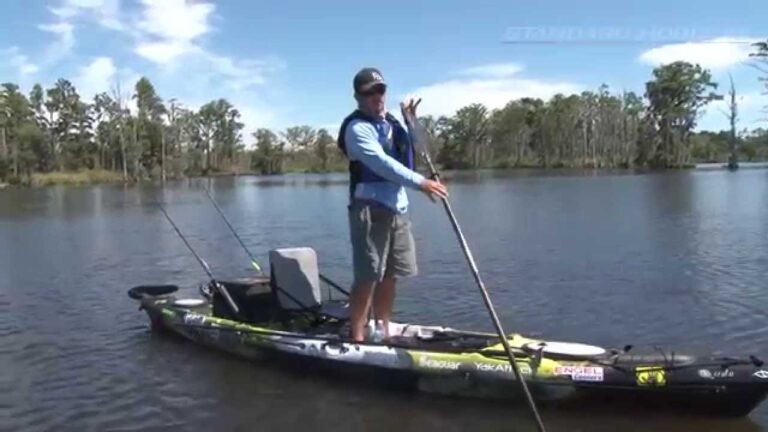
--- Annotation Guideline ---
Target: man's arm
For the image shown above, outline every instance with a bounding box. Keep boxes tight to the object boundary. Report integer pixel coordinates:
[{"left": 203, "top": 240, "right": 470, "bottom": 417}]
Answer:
[{"left": 345, "top": 121, "right": 425, "bottom": 189}]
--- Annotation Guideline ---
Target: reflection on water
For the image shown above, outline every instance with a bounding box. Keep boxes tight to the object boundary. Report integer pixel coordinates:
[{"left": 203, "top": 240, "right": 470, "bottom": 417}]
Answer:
[{"left": 1, "top": 168, "right": 767, "bottom": 431}]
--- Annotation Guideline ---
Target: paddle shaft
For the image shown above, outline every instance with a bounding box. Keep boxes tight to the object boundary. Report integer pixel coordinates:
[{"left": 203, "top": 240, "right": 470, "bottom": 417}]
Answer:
[
  {"left": 157, "top": 204, "right": 241, "bottom": 317},
  {"left": 203, "top": 186, "right": 350, "bottom": 298},
  {"left": 422, "top": 154, "right": 547, "bottom": 432}
]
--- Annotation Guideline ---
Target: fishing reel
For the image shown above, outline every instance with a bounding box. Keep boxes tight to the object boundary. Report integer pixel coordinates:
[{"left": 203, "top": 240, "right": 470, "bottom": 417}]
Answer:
[{"left": 199, "top": 280, "right": 214, "bottom": 300}]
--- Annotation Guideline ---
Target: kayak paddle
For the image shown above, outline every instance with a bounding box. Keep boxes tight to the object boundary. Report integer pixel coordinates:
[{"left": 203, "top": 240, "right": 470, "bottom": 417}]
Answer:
[{"left": 401, "top": 100, "right": 547, "bottom": 432}]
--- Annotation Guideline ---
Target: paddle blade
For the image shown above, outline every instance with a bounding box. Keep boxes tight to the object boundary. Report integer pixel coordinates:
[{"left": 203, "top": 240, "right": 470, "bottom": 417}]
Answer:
[{"left": 400, "top": 101, "right": 431, "bottom": 156}]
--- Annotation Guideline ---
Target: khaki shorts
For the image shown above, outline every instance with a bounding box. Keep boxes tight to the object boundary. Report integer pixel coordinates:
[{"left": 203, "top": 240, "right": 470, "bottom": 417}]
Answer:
[{"left": 348, "top": 201, "right": 417, "bottom": 285}]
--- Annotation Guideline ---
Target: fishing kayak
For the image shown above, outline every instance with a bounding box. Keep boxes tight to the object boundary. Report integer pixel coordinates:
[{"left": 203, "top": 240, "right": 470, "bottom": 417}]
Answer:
[{"left": 129, "top": 248, "right": 768, "bottom": 417}]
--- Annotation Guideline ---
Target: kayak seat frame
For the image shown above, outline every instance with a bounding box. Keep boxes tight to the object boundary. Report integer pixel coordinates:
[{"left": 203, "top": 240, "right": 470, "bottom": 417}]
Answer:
[{"left": 269, "top": 247, "right": 350, "bottom": 321}]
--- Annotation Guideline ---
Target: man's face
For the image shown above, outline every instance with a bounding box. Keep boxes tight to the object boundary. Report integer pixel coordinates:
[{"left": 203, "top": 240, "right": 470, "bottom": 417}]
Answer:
[{"left": 358, "top": 84, "right": 386, "bottom": 117}]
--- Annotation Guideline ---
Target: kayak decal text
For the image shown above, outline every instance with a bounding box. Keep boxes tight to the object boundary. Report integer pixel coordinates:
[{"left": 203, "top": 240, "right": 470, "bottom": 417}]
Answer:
[
  {"left": 183, "top": 313, "right": 206, "bottom": 326},
  {"left": 474, "top": 362, "right": 532, "bottom": 376},
  {"left": 554, "top": 366, "right": 604, "bottom": 382},
  {"left": 753, "top": 370, "right": 768, "bottom": 379},
  {"left": 418, "top": 357, "right": 461, "bottom": 370},
  {"left": 698, "top": 369, "right": 734, "bottom": 379}
]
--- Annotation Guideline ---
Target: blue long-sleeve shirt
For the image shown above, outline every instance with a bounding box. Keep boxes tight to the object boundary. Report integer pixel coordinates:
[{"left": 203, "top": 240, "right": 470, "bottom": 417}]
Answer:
[{"left": 344, "top": 116, "right": 425, "bottom": 214}]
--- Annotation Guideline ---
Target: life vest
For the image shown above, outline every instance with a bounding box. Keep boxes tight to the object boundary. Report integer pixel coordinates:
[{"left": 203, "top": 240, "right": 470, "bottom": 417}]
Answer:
[{"left": 337, "top": 110, "right": 415, "bottom": 199}]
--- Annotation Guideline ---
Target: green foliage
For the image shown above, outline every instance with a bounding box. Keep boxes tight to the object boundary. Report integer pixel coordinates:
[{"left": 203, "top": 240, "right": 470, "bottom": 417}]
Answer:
[
  {"left": 644, "top": 62, "right": 720, "bottom": 168},
  {"left": 251, "top": 128, "right": 284, "bottom": 174},
  {"left": 0, "top": 60, "right": 766, "bottom": 185},
  {"left": 740, "top": 128, "right": 768, "bottom": 161},
  {"left": 751, "top": 40, "right": 768, "bottom": 117},
  {"left": 283, "top": 125, "right": 317, "bottom": 148},
  {"left": 691, "top": 131, "right": 728, "bottom": 162},
  {"left": 314, "top": 128, "right": 340, "bottom": 172},
  {"left": 435, "top": 88, "right": 647, "bottom": 169},
  {"left": 1, "top": 82, "right": 41, "bottom": 180},
  {"left": 0, "top": 75, "right": 254, "bottom": 183},
  {"left": 438, "top": 104, "right": 489, "bottom": 169}
]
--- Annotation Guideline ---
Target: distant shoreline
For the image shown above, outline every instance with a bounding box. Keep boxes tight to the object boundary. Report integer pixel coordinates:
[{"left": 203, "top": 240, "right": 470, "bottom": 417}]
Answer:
[{"left": 3, "top": 162, "right": 767, "bottom": 188}]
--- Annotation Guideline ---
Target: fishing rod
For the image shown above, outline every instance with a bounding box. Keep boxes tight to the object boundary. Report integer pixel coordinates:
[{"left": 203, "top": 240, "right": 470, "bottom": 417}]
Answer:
[
  {"left": 401, "top": 101, "right": 547, "bottom": 432},
  {"left": 202, "top": 186, "right": 351, "bottom": 298},
  {"left": 204, "top": 186, "right": 263, "bottom": 273},
  {"left": 157, "top": 203, "right": 242, "bottom": 319}
]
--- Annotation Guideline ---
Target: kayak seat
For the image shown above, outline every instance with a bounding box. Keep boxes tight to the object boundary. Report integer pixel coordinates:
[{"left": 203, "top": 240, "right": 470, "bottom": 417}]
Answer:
[{"left": 269, "top": 247, "right": 349, "bottom": 320}]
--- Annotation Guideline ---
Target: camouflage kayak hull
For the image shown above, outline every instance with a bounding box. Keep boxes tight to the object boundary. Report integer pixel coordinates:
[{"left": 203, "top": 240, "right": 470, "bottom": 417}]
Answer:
[{"left": 130, "top": 286, "right": 768, "bottom": 417}]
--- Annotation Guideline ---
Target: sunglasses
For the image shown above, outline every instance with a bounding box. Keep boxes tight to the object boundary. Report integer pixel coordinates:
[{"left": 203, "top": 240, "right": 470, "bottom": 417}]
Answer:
[{"left": 359, "top": 84, "right": 386, "bottom": 97}]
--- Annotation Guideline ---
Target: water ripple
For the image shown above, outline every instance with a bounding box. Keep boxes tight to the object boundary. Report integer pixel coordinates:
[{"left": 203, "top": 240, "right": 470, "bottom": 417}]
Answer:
[{"left": 2, "top": 170, "right": 767, "bottom": 431}]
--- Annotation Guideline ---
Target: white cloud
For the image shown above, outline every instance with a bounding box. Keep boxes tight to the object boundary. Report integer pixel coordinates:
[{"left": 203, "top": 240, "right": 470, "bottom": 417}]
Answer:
[
  {"left": 116, "top": 1, "right": 287, "bottom": 143},
  {"left": 74, "top": 57, "right": 117, "bottom": 100},
  {"left": 34, "top": 0, "right": 285, "bottom": 137},
  {"left": 50, "top": 0, "right": 123, "bottom": 30},
  {"left": 38, "top": 0, "right": 123, "bottom": 66},
  {"left": 204, "top": 53, "right": 285, "bottom": 91},
  {"left": 238, "top": 104, "right": 278, "bottom": 140},
  {"left": 638, "top": 37, "right": 760, "bottom": 71},
  {"left": 130, "top": 0, "right": 284, "bottom": 128},
  {"left": 135, "top": 40, "right": 198, "bottom": 64},
  {"left": 138, "top": 0, "right": 213, "bottom": 42},
  {"left": 730, "top": 92, "right": 765, "bottom": 111},
  {"left": 38, "top": 21, "right": 76, "bottom": 61},
  {"left": 2, "top": 47, "right": 39, "bottom": 76},
  {"left": 404, "top": 64, "right": 583, "bottom": 118},
  {"left": 698, "top": 90, "right": 768, "bottom": 130},
  {"left": 131, "top": 0, "right": 281, "bottom": 91},
  {"left": 206, "top": 54, "right": 266, "bottom": 87},
  {"left": 134, "top": 0, "right": 214, "bottom": 64},
  {"left": 457, "top": 63, "right": 523, "bottom": 78}
]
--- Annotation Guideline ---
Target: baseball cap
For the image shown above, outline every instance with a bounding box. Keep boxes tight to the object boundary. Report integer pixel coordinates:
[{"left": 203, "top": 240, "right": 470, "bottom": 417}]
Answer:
[{"left": 353, "top": 67, "right": 387, "bottom": 93}]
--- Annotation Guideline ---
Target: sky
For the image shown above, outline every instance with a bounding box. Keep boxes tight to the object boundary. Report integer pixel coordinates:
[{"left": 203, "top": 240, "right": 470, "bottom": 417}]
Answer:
[{"left": 1, "top": 0, "right": 766, "bottom": 144}]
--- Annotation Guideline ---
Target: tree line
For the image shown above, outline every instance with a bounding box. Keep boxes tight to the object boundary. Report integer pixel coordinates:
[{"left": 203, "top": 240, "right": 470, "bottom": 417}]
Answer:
[
  {"left": 0, "top": 77, "right": 253, "bottom": 183},
  {"left": 1, "top": 40, "right": 767, "bottom": 184},
  {"left": 428, "top": 56, "right": 767, "bottom": 170}
]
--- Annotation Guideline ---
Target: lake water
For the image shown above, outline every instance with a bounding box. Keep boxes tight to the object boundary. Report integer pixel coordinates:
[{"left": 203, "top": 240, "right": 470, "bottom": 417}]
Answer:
[{"left": 2, "top": 168, "right": 767, "bottom": 431}]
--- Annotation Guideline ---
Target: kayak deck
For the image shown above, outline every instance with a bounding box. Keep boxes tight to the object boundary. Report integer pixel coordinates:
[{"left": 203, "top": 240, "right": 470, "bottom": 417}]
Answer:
[{"left": 129, "top": 284, "right": 768, "bottom": 417}]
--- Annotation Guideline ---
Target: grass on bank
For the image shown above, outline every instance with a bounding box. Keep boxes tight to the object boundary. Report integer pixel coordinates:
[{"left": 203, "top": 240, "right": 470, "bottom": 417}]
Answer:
[{"left": 29, "top": 169, "right": 125, "bottom": 187}]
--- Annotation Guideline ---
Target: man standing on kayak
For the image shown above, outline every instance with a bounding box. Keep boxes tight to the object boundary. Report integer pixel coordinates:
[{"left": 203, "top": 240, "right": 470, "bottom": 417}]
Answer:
[{"left": 338, "top": 67, "right": 448, "bottom": 342}]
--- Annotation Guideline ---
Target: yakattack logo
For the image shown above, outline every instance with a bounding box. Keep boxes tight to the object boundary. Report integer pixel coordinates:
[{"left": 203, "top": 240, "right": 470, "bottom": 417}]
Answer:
[
  {"left": 636, "top": 367, "right": 666, "bottom": 386},
  {"left": 474, "top": 362, "right": 532, "bottom": 376},
  {"left": 418, "top": 357, "right": 461, "bottom": 370},
  {"left": 554, "top": 366, "right": 604, "bottom": 382}
]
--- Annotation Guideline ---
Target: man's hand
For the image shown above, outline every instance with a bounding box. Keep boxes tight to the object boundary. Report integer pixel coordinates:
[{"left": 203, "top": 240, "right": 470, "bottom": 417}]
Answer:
[
  {"left": 420, "top": 178, "right": 448, "bottom": 200},
  {"left": 400, "top": 98, "right": 422, "bottom": 122}
]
